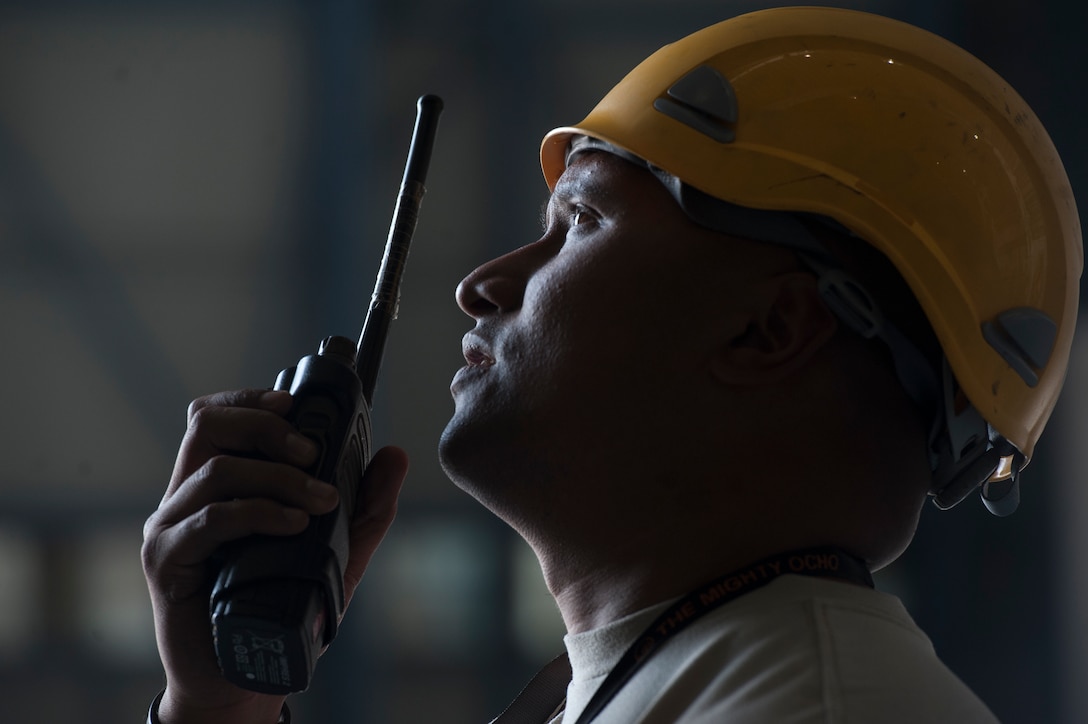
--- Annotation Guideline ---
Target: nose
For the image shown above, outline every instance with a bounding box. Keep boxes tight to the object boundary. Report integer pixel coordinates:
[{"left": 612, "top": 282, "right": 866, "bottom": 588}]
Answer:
[{"left": 455, "top": 243, "right": 541, "bottom": 319}]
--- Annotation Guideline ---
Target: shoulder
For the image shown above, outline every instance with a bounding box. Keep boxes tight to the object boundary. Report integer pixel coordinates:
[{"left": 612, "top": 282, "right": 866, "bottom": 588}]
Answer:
[
  {"left": 795, "top": 577, "right": 998, "bottom": 723},
  {"left": 606, "top": 576, "right": 998, "bottom": 724}
]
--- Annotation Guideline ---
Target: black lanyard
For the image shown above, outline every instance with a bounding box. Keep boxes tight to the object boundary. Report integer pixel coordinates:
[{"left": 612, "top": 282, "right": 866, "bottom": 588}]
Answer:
[{"left": 493, "top": 547, "right": 873, "bottom": 724}]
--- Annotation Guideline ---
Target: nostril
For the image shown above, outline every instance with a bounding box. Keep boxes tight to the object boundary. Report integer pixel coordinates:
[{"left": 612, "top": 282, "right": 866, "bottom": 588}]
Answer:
[
  {"left": 456, "top": 269, "right": 523, "bottom": 317},
  {"left": 455, "top": 276, "right": 499, "bottom": 317},
  {"left": 456, "top": 244, "right": 538, "bottom": 317},
  {"left": 467, "top": 295, "right": 500, "bottom": 316}
]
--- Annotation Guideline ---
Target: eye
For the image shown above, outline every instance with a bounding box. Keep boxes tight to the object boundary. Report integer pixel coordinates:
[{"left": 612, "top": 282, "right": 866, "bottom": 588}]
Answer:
[{"left": 570, "top": 204, "right": 597, "bottom": 229}]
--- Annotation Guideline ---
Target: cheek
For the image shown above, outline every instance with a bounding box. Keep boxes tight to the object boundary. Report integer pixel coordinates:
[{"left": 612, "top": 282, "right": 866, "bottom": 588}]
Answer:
[
  {"left": 519, "top": 246, "right": 723, "bottom": 374},
  {"left": 520, "top": 268, "right": 574, "bottom": 345}
]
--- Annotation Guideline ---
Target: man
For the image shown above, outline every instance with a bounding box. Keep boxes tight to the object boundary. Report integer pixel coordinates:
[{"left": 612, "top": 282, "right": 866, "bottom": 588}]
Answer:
[{"left": 142, "top": 7, "right": 1081, "bottom": 723}]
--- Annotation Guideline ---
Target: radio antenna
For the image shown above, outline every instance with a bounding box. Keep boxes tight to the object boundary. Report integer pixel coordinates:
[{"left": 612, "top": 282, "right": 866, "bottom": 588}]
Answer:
[{"left": 355, "top": 94, "right": 444, "bottom": 403}]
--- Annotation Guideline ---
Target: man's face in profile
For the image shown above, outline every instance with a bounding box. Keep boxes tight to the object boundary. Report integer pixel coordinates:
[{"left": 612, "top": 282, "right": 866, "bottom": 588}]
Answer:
[{"left": 438, "top": 151, "right": 771, "bottom": 524}]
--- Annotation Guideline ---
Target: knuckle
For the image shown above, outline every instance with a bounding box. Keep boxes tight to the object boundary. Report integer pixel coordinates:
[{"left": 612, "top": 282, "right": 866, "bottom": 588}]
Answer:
[
  {"left": 142, "top": 511, "right": 160, "bottom": 544},
  {"left": 187, "top": 404, "right": 216, "bottom": 432},
  {"left": 200, "top": 453, "right": 235, "bottom": 482},
  {"left": 189, "top": 500, "right": 231, "bottom": 536},
  {"left": 190, "top": 502, "right": 214, "bottom": 531},
  {"left": 139, "top": 519, "right": 172, "bottom": 582},
  {"left": 186, "top": 394, "right": 216, "bottom": 427},
  {"left": 195, "top": 499, "right": 251, "bottom": 537},
  {"left": 139, "top": 531, "right": 159, "bottom": 572},
  {"left": 186, "top": 388, "right": 263, "bottom": 427},
  {"left": 185, "top": 397, "right": 201, "bottom": 425}
]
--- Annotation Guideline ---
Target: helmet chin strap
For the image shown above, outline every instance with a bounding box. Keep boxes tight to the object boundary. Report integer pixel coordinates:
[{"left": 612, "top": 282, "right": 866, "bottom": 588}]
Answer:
[
  {"left": 930, "top": 361, "right": 1024, "bottom": 515},
  {"left": 566, "top": 134, "right": 1023, "bottom": 514}
]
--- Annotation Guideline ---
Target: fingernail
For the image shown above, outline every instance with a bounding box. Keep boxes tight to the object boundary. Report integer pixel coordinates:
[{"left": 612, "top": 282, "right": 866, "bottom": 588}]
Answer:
[
  {"left": 283, "top": 508, "right": 309, "bottom": 525},
  {"left": 259, "top": 390, "right": 291, "bottom": 409},
  {"left": 286, "top": 433, "right": 317, "bottom": 462},
  {"left": 307, "top": 478, "right": 339, "bottom": 503}
]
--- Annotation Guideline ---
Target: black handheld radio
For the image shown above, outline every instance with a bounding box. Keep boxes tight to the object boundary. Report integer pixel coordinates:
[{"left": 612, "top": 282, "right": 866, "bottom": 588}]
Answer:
[{"left": 209, "top": 95, "right": 443, "bottom": 695}]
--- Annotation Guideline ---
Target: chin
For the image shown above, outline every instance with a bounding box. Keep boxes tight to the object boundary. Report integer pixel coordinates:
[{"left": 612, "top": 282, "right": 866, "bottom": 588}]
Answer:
[
  {"left": 438, "top": 410, "right": 569, "bottom": 528},
  {"left": 437, "top": 411, "right": 475, "bottom": 486},
  {"left": 437, "top": 408, "right": 516, "bottom": 496}
]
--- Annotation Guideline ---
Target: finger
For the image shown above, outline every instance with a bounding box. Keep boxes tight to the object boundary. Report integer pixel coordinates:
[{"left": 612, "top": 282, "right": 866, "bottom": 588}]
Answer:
[
  {"left": 186, "top": 388, "right": 292, "bottom": 427},
  {"left": 156, "top": 456, "right": 339, "bottom": 530},
  {"left": 183, "top": 404, "right": 316, "bottom": 465},
  {"left": 149, "top": 497, "right": 313, "bottom": 575},
  {"left": 343, "top": 446, "right": 409, "bottom": 604},
  {"left": 182, "top": 389, "right": 301, "bottom": 476},
  {"left": 169, "top": 405, "right": 317, "bottom": 498}
]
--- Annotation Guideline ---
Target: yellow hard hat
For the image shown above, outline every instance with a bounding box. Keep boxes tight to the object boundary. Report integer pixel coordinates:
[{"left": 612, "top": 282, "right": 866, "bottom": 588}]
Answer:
[{"left": 541, "top": 7, "right": 1082, "bottom": 512}]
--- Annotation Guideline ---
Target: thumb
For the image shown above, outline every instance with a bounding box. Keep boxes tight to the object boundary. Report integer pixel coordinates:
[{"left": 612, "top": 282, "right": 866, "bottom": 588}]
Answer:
[{"left": 343, "top": 445, "right": 409, "bottom": 606}]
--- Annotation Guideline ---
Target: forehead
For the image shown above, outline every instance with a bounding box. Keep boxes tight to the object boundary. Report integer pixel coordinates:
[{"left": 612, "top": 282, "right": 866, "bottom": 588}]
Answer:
[{"left": 549, "top": 151, "right": 655, "bottom": 207}]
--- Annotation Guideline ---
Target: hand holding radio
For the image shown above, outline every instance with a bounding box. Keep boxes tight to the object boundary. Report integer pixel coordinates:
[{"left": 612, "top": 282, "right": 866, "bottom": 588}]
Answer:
[
  {"left": 142, "top": 94, "right": 439, "bottom": 722},
  {"left": 142, "top": 389, "right": 408, "bottom": 723}
]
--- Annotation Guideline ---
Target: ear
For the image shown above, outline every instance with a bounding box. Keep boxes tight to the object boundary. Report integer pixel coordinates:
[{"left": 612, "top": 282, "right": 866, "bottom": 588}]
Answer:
[{"left": 712, "top": 271, "right": 839, "bottom": 385}]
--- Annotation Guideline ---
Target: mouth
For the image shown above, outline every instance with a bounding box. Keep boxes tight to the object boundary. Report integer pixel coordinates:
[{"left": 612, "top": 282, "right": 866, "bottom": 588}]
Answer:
[
  {"left": 451, "top": 333, "right": 495, "bottom": 395},
  {"left": 462, "top": 334, "right": 496, "bottom": 369}
]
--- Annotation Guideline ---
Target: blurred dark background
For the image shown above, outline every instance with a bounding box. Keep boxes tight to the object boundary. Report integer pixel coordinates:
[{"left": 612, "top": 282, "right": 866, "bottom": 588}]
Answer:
[{"left": 0, "top": 0, "right": 1084, "bottom": 721}]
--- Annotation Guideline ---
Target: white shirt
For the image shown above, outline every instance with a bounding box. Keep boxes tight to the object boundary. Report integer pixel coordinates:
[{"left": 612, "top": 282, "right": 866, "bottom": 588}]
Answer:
[{"left": 551, "top": 575, "right": 998, "bottom": 723}]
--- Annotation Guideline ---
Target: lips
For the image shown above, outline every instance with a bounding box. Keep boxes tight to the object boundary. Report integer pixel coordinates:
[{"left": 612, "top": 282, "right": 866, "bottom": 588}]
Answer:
[
  {"left": 462, "top": 333, "right": 496, "bottom": 369},
  {"left": 451, "top": 333, "right": 496, "bottom": 395}
]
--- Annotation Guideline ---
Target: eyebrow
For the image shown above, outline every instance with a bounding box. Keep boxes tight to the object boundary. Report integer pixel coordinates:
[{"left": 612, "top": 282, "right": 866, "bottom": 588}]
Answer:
[
  {"left": 554, "top": 173, "right": 608, "bottom": 202},
  {"left": 538, "top": 190, "right": 579, "bottom": 233},
  {"left": 538, "top": 159, "right": 615, "bottom": 231}
]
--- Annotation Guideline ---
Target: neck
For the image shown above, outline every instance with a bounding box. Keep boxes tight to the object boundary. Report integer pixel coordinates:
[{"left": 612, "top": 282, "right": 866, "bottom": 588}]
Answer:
[
  {"left": 542, "top": 540, "right": 875, "bottom": 634},
  {"left": 536, "top": 533, "right": 777, "bottom": 634}
]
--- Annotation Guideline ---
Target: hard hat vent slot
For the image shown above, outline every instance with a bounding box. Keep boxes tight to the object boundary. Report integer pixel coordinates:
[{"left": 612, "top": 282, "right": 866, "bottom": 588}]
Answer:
[
  {"left": 653, "top": 65, "right": 738, "bottom": 143},
  {"left": 981, "top": 307, "right": 1057, "bottom": 388}
]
